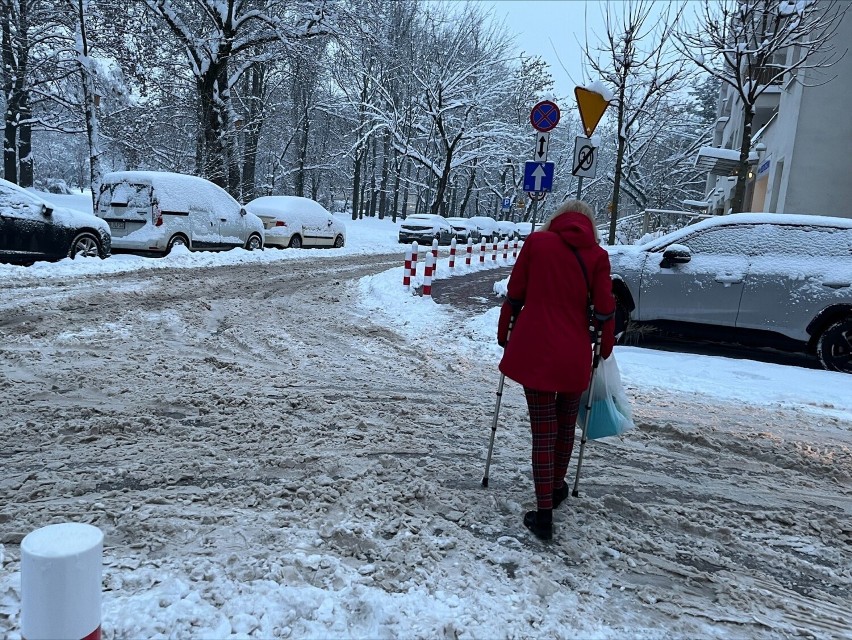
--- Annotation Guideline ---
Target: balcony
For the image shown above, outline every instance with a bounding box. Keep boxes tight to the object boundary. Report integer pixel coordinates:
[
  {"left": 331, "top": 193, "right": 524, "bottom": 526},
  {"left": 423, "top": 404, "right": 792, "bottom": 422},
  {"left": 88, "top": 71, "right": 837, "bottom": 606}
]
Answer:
[{"left": 694, "top": 146, "right": 758, "bottom": 175}]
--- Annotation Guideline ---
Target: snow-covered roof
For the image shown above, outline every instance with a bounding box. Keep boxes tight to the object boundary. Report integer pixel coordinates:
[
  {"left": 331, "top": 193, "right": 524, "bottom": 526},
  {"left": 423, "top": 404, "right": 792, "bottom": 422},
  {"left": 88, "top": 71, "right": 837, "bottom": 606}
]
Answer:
[
  {"left": 694, "top": 147, "right": 759, "bottom": 174},
  {"left": 102, "top": 171, "right": 239, "bottom": 214}
]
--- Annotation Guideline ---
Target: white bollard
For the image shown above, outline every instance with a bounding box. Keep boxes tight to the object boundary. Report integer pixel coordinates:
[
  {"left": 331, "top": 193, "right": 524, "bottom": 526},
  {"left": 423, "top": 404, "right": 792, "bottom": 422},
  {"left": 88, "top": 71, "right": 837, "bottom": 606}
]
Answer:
[{"left": 22, "top": 523, "right": 103, "bottom": 640}]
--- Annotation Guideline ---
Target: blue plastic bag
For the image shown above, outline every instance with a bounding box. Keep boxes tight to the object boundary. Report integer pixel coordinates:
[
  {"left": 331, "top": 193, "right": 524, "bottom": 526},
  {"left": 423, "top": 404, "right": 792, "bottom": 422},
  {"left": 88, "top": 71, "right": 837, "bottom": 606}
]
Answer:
[{"left": 578, "top": 354, "right": 634, "bottom": 440}]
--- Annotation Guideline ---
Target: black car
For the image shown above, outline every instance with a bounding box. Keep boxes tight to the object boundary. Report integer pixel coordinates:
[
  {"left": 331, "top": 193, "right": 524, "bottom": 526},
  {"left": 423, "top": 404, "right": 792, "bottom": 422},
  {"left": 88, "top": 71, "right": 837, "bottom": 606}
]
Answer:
[
  {"left": 0, "top": 178, "right": 111, "bottom": 264},
  {"left": 398, "top": 214, "right": 456, "bottom": 245}
]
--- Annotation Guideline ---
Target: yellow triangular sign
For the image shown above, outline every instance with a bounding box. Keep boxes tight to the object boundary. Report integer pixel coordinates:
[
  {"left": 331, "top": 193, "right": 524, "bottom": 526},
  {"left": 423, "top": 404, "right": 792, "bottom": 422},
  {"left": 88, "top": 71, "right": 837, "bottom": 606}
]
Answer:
[{"left": 574, "top": 87, "right": 610, "bottom": 137}]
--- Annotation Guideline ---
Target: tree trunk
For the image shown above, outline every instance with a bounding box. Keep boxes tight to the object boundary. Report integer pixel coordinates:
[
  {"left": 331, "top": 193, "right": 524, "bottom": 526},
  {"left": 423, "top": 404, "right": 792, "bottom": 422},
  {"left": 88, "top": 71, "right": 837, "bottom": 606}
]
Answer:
[
  {"left": 240, "top": 65, "right": 265, "bottom": 202},
  {"left": 731, "top": 107, "right": 755, "bottom": 213},
  {"left": 74, "top": 0, "right": 102, "bottom": 208},
  {"left": 18, "top": 96, "right": 32, "bottom": 187},
  {"left": 607, "top": 84, "right": 628, "bottom": 246},
  {"left": 3, "top": 119, "right": 16, "bottom": 183},
  {"left": 368, "top": 135, "right": 377, "bottom": 217},
  {"left": 430, "top": 152, "right": 452, "bottom": 216},
  {"left": 351, "top": 148, "right": 363, "bottom": 221},
  {"left": 378, "top": 129, "right": 390, "bottom": 219}
]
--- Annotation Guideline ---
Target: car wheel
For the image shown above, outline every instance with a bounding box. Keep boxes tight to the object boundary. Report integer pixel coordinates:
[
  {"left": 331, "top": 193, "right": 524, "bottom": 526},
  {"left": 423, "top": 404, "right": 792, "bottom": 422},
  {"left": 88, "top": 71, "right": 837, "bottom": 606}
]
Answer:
[
  {"left": 68, "top": 232, "right": 101, "bottom": 259},
  {"left": 817, "top": 318, "right": 852, "bottom": 373},
  {"left": 167, "top": 234, "right": 188, "bottom": 252},
  {"left": 245, "top": 234, "right": 262, "bottom": 251},
  {"left": 288, "top": 234, "right": 302, "bottom": 249},
  {"left": 333, "top": 234, "right": 344, "bottom": 248}
]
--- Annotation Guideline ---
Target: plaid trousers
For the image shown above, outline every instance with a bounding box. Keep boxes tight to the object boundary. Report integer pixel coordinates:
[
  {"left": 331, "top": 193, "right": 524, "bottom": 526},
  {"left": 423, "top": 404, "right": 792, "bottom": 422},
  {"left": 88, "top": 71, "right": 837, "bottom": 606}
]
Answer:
[{"left": 523, "top": 388, "right": 582, "bottom": 510}]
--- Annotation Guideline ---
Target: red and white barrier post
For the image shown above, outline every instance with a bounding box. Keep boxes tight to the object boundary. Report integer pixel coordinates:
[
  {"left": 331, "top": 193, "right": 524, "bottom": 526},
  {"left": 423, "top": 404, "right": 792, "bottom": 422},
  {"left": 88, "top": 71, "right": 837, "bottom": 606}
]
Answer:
[
  {"left": 431, "top": 238, "right": 439, "bottom": 275},
  {"left": 422, "top": 252, "right": 435, "bottom": 297},
  {"left": 403, "top": 244, "right": 413, "bottom": 287},
  {"left": 410, "top": 241, "right": 419, "bottom": 282},
  {"left": 466, "top": 237, "right": 472, "bottom": 266},
  {"left": 492, "top": 240, "right": 497, "bottom": 262},
  {"left": 513, "top": 239, "right": 519, "bottom": 259},
  {"left": 22, "top": 523, "right": 103, "bottom": 640},
  {"left": 449, "top": 237, "right": 457, "bottom": 270},
  {"left": 503, "top": 239, "right": 508, "bottom": 261},
  {"left": 479, "top": 238, "right": 486, "bottom": 264}
]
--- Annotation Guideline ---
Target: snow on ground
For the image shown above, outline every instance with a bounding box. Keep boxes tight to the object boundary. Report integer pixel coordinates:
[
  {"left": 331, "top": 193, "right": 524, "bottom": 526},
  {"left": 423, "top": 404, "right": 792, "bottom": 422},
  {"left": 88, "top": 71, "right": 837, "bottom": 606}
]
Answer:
[{"left": 0, "top": 210, "right": 850, "bottom": 639}]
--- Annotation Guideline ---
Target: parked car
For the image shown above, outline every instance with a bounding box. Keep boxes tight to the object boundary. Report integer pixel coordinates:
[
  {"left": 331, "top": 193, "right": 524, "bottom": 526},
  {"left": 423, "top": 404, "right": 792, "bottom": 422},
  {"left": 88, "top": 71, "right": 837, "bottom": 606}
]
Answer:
[
  {"left": 398, "top": 214, "right": 455, "bottom": 245},
  {"left": 446, "top": 217, "right": 482, "bottom": 244},
  {"left": 95, "top": 171, "right": 264, "bottom": 255},
  {"left": 496, "top": 220, "right": 518, "bottom": 240},
  {"left": 467, "top": 216, "right": 500, "bottom": 242},
  {"left": 515, "top": 222, "right": 533, "bottom": 239},
  {"left": 0, "top": 178, "right": 110, "bottom": 264},
  {"left": 608, "top": 213, "right": 852, "bottom": 373},
  {"left": 245, "top": 196, "right": 345, "bottom": 249}
]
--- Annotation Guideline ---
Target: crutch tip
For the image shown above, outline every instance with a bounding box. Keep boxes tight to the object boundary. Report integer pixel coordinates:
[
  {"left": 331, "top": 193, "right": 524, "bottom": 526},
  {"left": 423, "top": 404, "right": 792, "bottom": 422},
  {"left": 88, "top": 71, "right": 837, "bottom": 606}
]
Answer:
[
  {"left": 571, "top": 490, "right": 579, "bottom": 498},
  {"left": 481, "top": 477, "right": 489, "bottom": 488}
]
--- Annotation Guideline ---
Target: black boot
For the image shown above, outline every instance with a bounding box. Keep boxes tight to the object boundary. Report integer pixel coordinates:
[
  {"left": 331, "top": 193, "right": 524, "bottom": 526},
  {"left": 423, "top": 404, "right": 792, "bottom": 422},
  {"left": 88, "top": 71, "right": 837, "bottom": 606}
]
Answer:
[
  {"left": 523, "top": 509, "right": 553, "bottom": 541},
  {"left": 553, "top": 481, "right": 570, "bottom": 509}
]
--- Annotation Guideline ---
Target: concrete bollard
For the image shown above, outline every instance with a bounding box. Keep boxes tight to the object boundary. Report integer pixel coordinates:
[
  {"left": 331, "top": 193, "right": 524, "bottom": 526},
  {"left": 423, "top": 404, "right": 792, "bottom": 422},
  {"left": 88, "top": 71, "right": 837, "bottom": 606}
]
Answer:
[
  {"left": 466, "top": 237, "right": 472, "bottom": 266},
  {"left": 22, "top": 523, "right": 103, "bottom": 640},
  {"left": 422, "top": 252, "right": 435, "bottom": 297},
  {"left": 492, "top": 241, "right": 497, "bottom": 262},
  {"left": 513, "top": 240, "right": 518, "bottom": 259},
  {"left": 449, "top": 237, "right": 457, "bottom": 270},
  {"left": 403, "top": 245, "right": 413, "bottom": 287},
  {"left": 479, "top": 238, "right": 486, "bottom": 264},
  {"left": 431, "top": 238, "right": 439, "bottom": 275},
  {"left": 503, "top": 239, "right": 508, "bottom": 261}
]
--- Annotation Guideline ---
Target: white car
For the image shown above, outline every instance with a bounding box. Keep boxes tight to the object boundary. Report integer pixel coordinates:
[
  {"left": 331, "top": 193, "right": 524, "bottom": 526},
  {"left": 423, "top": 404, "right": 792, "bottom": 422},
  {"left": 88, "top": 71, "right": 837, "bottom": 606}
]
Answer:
[
  {"left": 467, "top": 216, "right": 500, "bottom": 242},
  {"left": 244, "top": 196, "right": 345, "bottom": 249},
  {"left": 96, "top": 171, "right": 264, "bottom": 254}
]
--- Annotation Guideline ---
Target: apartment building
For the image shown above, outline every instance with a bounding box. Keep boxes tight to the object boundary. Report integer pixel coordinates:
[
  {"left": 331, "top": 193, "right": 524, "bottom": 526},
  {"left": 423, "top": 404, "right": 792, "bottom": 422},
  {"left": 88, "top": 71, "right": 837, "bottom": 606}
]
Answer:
[{"left": 695, "top": 5, "right": 852, "bottom": 218}]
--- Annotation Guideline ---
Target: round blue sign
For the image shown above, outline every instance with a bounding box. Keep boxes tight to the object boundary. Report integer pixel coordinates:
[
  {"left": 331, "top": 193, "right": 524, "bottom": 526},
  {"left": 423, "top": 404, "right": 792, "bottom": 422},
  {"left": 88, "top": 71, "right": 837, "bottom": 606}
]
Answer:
[{"left": 530, "top": 100, "right": 560, "bottom": 132}]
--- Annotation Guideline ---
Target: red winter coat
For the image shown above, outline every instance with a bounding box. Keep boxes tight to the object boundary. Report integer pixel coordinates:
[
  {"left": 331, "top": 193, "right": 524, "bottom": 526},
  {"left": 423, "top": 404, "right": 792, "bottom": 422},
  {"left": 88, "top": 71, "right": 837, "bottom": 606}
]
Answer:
[{"left": 497, "top": 212, "right": 615, "bottom": 393}]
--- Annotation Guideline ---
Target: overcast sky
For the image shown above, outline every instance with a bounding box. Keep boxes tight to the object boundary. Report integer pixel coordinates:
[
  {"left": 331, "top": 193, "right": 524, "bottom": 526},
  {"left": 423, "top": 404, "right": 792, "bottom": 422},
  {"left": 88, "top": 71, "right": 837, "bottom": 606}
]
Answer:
[{"left": 481, "top": 0, "right": 608, "bottom": 99}]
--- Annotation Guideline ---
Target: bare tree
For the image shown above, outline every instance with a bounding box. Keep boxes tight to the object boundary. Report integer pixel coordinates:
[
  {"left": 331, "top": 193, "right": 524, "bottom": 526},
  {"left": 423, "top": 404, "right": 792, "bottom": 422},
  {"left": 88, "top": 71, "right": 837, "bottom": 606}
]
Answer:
[
  {"left": 583, "top": 0, "right": 690, "bottom": 244},
  {"left": 675, "top": 0, "right": 848, "bottom": 213},
  {"left": 143, "top": 0, "right": 331, "bottom": 195}
]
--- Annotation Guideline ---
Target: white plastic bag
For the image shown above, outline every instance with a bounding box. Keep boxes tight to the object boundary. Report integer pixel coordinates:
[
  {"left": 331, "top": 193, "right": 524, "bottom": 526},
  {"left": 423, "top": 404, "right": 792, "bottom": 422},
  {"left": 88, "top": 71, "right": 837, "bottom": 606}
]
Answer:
[{"left": 578, "top": 354, "right": 634, "bottom": 439}]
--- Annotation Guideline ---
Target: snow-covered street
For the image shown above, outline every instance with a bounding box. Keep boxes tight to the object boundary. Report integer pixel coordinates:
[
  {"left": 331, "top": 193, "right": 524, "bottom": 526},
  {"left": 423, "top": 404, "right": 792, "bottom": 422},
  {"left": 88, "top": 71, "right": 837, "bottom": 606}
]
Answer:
[{"left": 0, "top": 217, "right": 850, "bottom": 638}]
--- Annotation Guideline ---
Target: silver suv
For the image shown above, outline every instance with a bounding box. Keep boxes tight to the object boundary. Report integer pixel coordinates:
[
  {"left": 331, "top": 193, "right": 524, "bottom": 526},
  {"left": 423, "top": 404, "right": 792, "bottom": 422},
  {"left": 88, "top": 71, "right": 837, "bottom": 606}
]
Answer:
[{"left": 607, "top": 213, "right": 852, "bottom": 373}]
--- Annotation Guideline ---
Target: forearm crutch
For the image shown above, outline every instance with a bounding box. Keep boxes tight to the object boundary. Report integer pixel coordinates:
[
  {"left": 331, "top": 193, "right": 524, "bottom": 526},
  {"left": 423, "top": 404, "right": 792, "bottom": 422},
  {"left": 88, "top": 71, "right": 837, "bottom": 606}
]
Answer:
[
  {"left": 482, "top": 315, "right": 515, "bottom": 488},
  {"left": 571, "top": 326, "right": 603, "bottom": 498}
]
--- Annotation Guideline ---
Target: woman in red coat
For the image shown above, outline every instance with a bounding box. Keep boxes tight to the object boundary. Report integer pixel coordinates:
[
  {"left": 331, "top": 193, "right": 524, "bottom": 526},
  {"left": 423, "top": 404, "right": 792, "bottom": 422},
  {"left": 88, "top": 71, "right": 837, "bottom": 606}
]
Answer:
[{"left": 497, "top": 199, "right": 615, "bottom": 540}]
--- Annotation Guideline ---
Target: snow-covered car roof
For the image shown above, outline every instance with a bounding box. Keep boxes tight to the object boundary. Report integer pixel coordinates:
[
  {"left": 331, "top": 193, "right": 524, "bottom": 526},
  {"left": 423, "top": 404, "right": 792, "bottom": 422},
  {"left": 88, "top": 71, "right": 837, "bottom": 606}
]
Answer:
[
  {"left": 245, "top": 195, "right": 331, "bottom": 218},
  {"left": 101, "top": 171, "right": 239, "bottom": 214},
  {"left": 637, "top": 212, "right": 852, "bottom": 250},
  {"left": 467, "top": 216, "right": 499, "bottom": 230}
]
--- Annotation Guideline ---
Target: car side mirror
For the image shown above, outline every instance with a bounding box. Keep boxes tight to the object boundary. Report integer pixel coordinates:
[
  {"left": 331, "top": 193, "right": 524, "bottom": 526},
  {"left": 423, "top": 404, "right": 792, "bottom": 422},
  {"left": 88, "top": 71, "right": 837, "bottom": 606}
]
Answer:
[
  {"left": 239, "top": 207, "right": 247, "bottom": 216},
  {"left": 41, "top": 204, "right": 53, "bottom": 217},
  {"left": 660, "top": 245, "right": 691, "bottom": 268}
]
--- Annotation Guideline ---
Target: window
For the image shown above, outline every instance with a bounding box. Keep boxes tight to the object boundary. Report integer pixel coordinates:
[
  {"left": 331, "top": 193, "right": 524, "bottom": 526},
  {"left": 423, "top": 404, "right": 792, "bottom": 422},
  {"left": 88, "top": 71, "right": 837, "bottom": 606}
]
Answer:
[{"left": 665, "top": 226, "right": 757, "bottom": 255}]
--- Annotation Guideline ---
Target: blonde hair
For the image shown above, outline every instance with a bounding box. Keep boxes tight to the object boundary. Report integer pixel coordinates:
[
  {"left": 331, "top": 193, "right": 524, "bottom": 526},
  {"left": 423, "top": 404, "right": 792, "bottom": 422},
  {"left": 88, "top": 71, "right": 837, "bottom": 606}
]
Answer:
[{"left": 537, "top": 199, "right": 599, "bottom": 241}]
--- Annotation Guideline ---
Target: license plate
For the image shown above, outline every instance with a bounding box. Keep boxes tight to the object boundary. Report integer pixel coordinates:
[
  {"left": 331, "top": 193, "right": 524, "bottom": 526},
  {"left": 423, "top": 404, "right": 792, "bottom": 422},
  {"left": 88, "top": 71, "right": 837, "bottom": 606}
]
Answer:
[{"left": 108, "top": 220, "right": 126, "bottom": 230}]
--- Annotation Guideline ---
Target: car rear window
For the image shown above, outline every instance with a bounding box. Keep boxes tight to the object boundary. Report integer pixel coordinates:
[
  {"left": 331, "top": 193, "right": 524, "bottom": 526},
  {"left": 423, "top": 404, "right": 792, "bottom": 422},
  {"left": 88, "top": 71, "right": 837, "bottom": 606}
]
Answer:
[{"left": 100, "top": 182, "right": 151, "bottom": 208}]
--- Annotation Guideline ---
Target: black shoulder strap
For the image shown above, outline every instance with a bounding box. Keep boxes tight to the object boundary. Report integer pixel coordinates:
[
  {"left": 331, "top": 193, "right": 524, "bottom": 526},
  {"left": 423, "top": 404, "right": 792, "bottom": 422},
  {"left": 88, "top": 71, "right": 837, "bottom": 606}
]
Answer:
[
  {"left": 564, "top": 242, "right": 614, "bottom": 324},
  {"left": 563, "top": 242, "right": 591, "bottom": 302}
]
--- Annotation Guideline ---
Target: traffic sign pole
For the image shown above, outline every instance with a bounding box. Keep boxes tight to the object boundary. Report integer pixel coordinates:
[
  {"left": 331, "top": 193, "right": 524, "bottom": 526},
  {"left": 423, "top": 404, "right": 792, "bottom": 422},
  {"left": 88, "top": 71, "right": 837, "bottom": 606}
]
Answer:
[{"left": 576, "top": 176, "right": 584, "bottom": 200}]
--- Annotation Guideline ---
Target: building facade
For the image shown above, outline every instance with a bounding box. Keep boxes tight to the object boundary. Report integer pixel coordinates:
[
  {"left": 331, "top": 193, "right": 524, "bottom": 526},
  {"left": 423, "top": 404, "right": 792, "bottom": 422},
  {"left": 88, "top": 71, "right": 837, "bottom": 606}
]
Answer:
[{"left": 696, "top": 5, "right": 852, "bottom": 219}]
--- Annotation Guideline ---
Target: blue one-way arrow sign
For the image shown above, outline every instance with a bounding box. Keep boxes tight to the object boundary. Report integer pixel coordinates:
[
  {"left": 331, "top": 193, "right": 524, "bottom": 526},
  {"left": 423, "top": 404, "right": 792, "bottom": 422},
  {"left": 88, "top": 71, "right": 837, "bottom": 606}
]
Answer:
[{"left": 523, "top": 161, "right": 554, "bottom": 193}]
